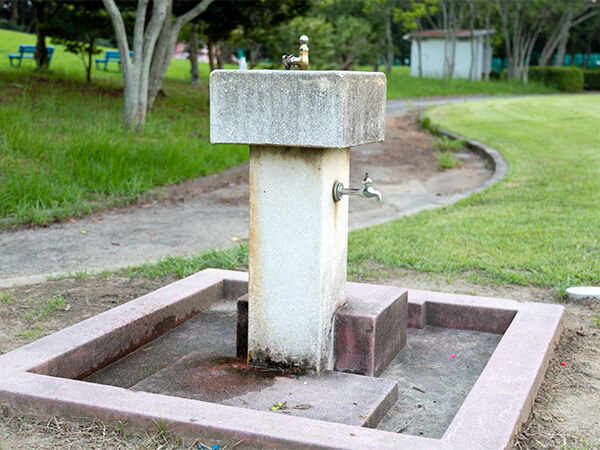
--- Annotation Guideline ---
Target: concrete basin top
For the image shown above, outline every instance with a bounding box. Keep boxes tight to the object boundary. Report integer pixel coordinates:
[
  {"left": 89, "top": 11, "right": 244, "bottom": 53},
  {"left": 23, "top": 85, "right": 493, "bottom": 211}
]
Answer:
[{"left": 210, "top": 70, "right": 386, "bottom": 149}]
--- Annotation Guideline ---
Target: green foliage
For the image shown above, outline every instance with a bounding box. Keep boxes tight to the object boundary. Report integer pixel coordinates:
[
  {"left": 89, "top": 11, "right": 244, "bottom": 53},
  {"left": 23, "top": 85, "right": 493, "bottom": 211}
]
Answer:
[
  {"left": 22, "top": 295, "right": 67, "bottom": 322},
  {"left": 124, "top": 244, "right": 249, "bottom": 279},
  {"left": 16, "top": 325, "right": 44, "bottom": 341},
  {"left": 528, "top": 66, "right": 584, "bottom": 93},
  {"left": 436, "top": 150, "right": 458, "bottom": 170},
  {"left": 0, "top": 291, "right": 15, "bottom": 303},
  {"left": 435, "top": 136, "right": 466, "bottom": 152},
  {"left": 584, "top": 69, "right": 600, "bottom": 90},
  {"left": 489, "top": 69, "right": 501, "bottom": 80},
  {"left": 349, "top": 95, "right": 600, "bottom": 290},
  {"left": 386, "top": 66, "right": 556, "bottom": 99}
]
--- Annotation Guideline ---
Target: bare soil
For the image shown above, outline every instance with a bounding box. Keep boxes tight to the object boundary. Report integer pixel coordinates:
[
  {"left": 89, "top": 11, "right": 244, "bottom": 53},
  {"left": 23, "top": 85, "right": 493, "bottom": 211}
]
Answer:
[{"left": 1, "top": 271, "right": 599, "bottom": 449}]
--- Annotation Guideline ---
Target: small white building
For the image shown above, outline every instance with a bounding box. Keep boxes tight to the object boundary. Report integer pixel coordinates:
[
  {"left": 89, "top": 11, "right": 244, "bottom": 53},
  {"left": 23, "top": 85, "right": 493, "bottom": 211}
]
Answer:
[{"left": 404, "top": 29, "right": 495, "bottom": 80}]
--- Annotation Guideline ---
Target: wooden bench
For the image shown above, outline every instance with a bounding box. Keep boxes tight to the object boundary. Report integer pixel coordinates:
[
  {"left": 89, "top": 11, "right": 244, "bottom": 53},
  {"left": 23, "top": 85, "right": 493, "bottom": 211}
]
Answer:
[
  {"left": 95, "top": 50, "right": 133, "bottom": 71},
  {"left": 8, "top": 45, "right": 55, "bottom": 68}
]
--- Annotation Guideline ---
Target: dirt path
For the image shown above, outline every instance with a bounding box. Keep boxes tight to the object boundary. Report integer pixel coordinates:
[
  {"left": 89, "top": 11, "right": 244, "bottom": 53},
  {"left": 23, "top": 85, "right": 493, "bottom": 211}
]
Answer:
[
  {"left": 1, "top": 271, "right": 598, "bottom": 449},
  {"left": 0, "top": 98, "right": 494, "bottom": 287}
]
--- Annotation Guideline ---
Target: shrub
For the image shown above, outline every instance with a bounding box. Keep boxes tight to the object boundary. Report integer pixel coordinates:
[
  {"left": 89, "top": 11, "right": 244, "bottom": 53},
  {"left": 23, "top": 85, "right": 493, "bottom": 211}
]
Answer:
[
  {"left": 529, "top": 66, "right": 584, "bottom": 92},
  {"left": 489, "top": 69, "right": 501, "bottom": 80},
  {"left": 437, "top": 150, "right": 458, "bottom": 170},
  {"left": 583, "top": 69, "right": 600, "bottom": 90},
  {"left": 436, "top": 136, "right": 466, "bottom": 152}
]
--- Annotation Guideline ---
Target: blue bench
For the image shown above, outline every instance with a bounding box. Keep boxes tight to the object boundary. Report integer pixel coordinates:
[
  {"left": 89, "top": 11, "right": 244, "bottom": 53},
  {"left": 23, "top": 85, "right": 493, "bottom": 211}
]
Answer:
[
  {"left": 8, "top": 45, "right": 54, "bottom": 68},
  {"left": 95, "top": 50, "right": 133, "bottom": 71}
]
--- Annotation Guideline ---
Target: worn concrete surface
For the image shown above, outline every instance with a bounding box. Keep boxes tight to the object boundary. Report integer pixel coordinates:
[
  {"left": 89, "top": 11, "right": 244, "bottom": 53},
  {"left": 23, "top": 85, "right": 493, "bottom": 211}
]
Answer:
[
  {"left": 0, "top": 96, "right": 501, "bottom": 287},
  {"left": 247, "top": 147, "right": 349, "bottom": 372},
  {"left": 210, "top": 70, "right": 386, "bottom": 148},
  {"left": 82, "top": 297, "right": 497, "bottom": 437}
]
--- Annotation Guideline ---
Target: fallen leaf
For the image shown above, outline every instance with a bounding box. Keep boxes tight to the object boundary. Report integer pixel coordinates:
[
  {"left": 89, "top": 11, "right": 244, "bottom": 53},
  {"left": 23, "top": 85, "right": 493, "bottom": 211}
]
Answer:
[
  {"left": 80, "top": 230, "right": 87, "bottom": 235},
  {"left": 150, "top": 233, "right": 156, "bottom": 236},
  {"left": 70, "top": 219, "right": 77, "bottom": 223},
  {"left": 232, "top": 237, "right": 240, "bottom": 242},
  {"left": 271, "top": 402, "right": 285, "bottom": 411},
  {"left": 111, "top": 242, "right": 120, "bottom": 246}
]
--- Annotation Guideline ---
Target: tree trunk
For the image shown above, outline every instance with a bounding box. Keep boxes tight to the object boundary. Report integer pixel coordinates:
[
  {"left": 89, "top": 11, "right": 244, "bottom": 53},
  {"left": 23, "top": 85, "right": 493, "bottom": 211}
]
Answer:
[
  {"left": 208, "top": 39, "right": 216, "bottom": 72},
  {"left": 484, "top": 7, "right": 491, "bottom": 81},
  {"left": 11, "top": 0, "right": 18, "bottom": 24},
  {"left": 554, "top": 34, "right": 568, "bottom": 66},
  {"left": 86, "top": 40, "right": 93, "bottom": 83},
  {"left": 416, "top": 18, "right": 423, "bottom": 78},
  {"left": 103, "top": 0, "right": 214, "bottom": 131},
  {"left": 249, "top": 43, "right": 260, "bottom": 69},
  {"left": 384, "top": 11, "right": 394, "bottom": 74},
  {"left": 216, "top": 43, "right": 224, "bottom": 70},
  {"left": 33, "top": 0, "right": 49, "bottom": 69},
  {"left": 468, "top": 8, "right": 475, "bottom": 81},
  {"left": 189, "top": 23, "right": 200, "bottom": 87}
]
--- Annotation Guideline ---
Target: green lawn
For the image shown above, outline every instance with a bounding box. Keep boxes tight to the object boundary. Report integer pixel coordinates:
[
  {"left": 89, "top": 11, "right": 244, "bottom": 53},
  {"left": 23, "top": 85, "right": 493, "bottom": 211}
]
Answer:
[
  {"left": 349, "top": 95, "right": 600, "bottom": 292},
  {"left": 0, "top": 29, "right": 246, "bottom": 227},
  {"left": 385, "top": 66, "right": 556, "bottom": 98},
  {"left": 0, "top": 27, "right": 558, "bottom": 228}
]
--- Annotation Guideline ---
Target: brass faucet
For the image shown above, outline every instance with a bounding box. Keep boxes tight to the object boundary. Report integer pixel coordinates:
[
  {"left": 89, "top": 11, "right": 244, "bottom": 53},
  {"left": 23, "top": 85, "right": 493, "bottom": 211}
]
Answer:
[{"left": 282, "top": 35, "right": 309, "bottom": 70}]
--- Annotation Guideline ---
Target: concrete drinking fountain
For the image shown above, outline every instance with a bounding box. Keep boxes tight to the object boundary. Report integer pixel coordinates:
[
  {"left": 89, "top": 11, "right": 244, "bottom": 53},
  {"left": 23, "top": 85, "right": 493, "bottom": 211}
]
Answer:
[{"left": 0, "top": 37, "right": 564, "bottom": 448}]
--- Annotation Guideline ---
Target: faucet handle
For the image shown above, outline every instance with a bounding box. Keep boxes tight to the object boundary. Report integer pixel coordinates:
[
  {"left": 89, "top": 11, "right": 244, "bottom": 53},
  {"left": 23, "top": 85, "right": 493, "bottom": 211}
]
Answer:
[{"left": 282, "top": 35, "right": 309, "bottom": 70}]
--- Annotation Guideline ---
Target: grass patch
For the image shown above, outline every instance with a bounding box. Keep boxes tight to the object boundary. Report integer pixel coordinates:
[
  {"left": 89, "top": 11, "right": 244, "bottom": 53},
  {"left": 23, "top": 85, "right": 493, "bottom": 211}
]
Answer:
[
  {"left": 385, "top": 66, "right": 557, "bottom": 98},
  {"left": 436, "top": 150, "right": 458, "bottom": 170},
  {"left": 16, "top": 325, "right": 44, "bottom": 341},
  {"left": 0, "top": 291, "right": 15, "bottom": 303},
  {"left": 435, "top": 136, "right": 466, "bottom": 152},
  {"left": 123, "top": 243, "right": 249, "bottom": 279},
  {"left": 349, "top": 95, "right": 600, "bottom": 291},
  {"left": 0, "top": 29, "right": 246, "bottom": 228},
  {"left": 22, "top": 295, "right": 68, "bottom": 322}
]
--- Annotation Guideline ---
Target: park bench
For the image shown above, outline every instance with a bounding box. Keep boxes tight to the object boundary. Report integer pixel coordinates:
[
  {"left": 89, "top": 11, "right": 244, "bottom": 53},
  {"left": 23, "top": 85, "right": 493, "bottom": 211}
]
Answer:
[
  {"left": 7, "top": 45, "right": 54, "bottom": 68},
  {"left": 95, "top": 50, "right": 133, "bottom": 71}
]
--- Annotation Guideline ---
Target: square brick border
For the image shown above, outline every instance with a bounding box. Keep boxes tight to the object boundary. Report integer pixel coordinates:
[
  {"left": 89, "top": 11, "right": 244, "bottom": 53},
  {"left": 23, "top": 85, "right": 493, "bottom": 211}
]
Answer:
[{"left": 0, "top": 269, "right": 563, "bottom": 449}]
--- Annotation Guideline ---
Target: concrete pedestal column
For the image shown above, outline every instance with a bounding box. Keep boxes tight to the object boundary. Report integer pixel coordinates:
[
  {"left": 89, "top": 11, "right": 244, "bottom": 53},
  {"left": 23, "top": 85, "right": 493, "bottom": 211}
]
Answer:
[{"left": 248, "top": 146, "right": 349, "bottom": 373}]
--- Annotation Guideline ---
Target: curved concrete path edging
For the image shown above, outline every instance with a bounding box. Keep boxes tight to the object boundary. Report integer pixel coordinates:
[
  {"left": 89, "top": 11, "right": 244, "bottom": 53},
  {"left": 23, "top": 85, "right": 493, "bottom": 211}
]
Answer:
[
  {"left": 437, "top": 126, "right": 508, "bottom": 195},
  {"left": 418, "top": 107, "right": 508, "bottom": 201}
]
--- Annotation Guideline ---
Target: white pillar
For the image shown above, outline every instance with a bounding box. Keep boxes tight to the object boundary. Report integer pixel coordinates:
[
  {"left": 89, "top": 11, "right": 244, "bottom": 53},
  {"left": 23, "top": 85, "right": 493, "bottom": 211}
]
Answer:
[{"left": 248, "top": 146, "right": 349, "bottom": 372}]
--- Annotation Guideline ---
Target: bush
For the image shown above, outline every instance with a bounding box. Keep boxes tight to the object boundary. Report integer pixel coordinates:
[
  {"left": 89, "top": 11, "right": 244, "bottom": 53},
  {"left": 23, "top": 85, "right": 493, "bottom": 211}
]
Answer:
[
  {"left": 489, "top": 69, "right": 501, "bottom": 80},
  {"left": 437, "top": 150, "right": 458, "bottom": 170},
  {"left": 583, "top": 70, "right": 600, "bottom": 90},
  {"left": 529, "top": 66, "right": 584, "bottom": 92}
]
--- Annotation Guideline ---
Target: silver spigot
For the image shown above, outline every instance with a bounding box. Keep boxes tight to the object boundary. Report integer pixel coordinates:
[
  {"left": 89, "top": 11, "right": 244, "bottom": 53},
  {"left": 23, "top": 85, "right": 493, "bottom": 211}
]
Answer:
[{"left": 333, "top": 173, "right": 382, "bottom": 202}]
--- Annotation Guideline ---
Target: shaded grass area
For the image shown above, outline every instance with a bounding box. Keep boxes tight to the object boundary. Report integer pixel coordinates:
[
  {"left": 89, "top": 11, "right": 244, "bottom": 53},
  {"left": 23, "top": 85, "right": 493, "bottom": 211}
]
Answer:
[
  {"left": 385, "top": 66, "right": 557, "bottom": 98},
  {"left": 0, "top": 30, "right": 246, "bottom": 227},
  {"left": 349, "top": 95, "right": 600, "bottom": 292}
]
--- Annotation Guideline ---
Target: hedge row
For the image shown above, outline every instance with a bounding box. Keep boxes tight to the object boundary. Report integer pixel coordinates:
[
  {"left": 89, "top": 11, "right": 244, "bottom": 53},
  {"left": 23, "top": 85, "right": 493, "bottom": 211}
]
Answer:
[
  {"left": 528, "top": 66, "right": 584, "bottom": 92},
  {"left": 584, "top": 70, "right": 600, "bottom": 90}
]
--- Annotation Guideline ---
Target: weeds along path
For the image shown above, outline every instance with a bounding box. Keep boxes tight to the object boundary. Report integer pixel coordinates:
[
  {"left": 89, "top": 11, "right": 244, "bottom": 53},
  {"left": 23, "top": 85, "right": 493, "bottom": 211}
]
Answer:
[{"left": 0, "top": 96, "right": 497, "bottom": 287}]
